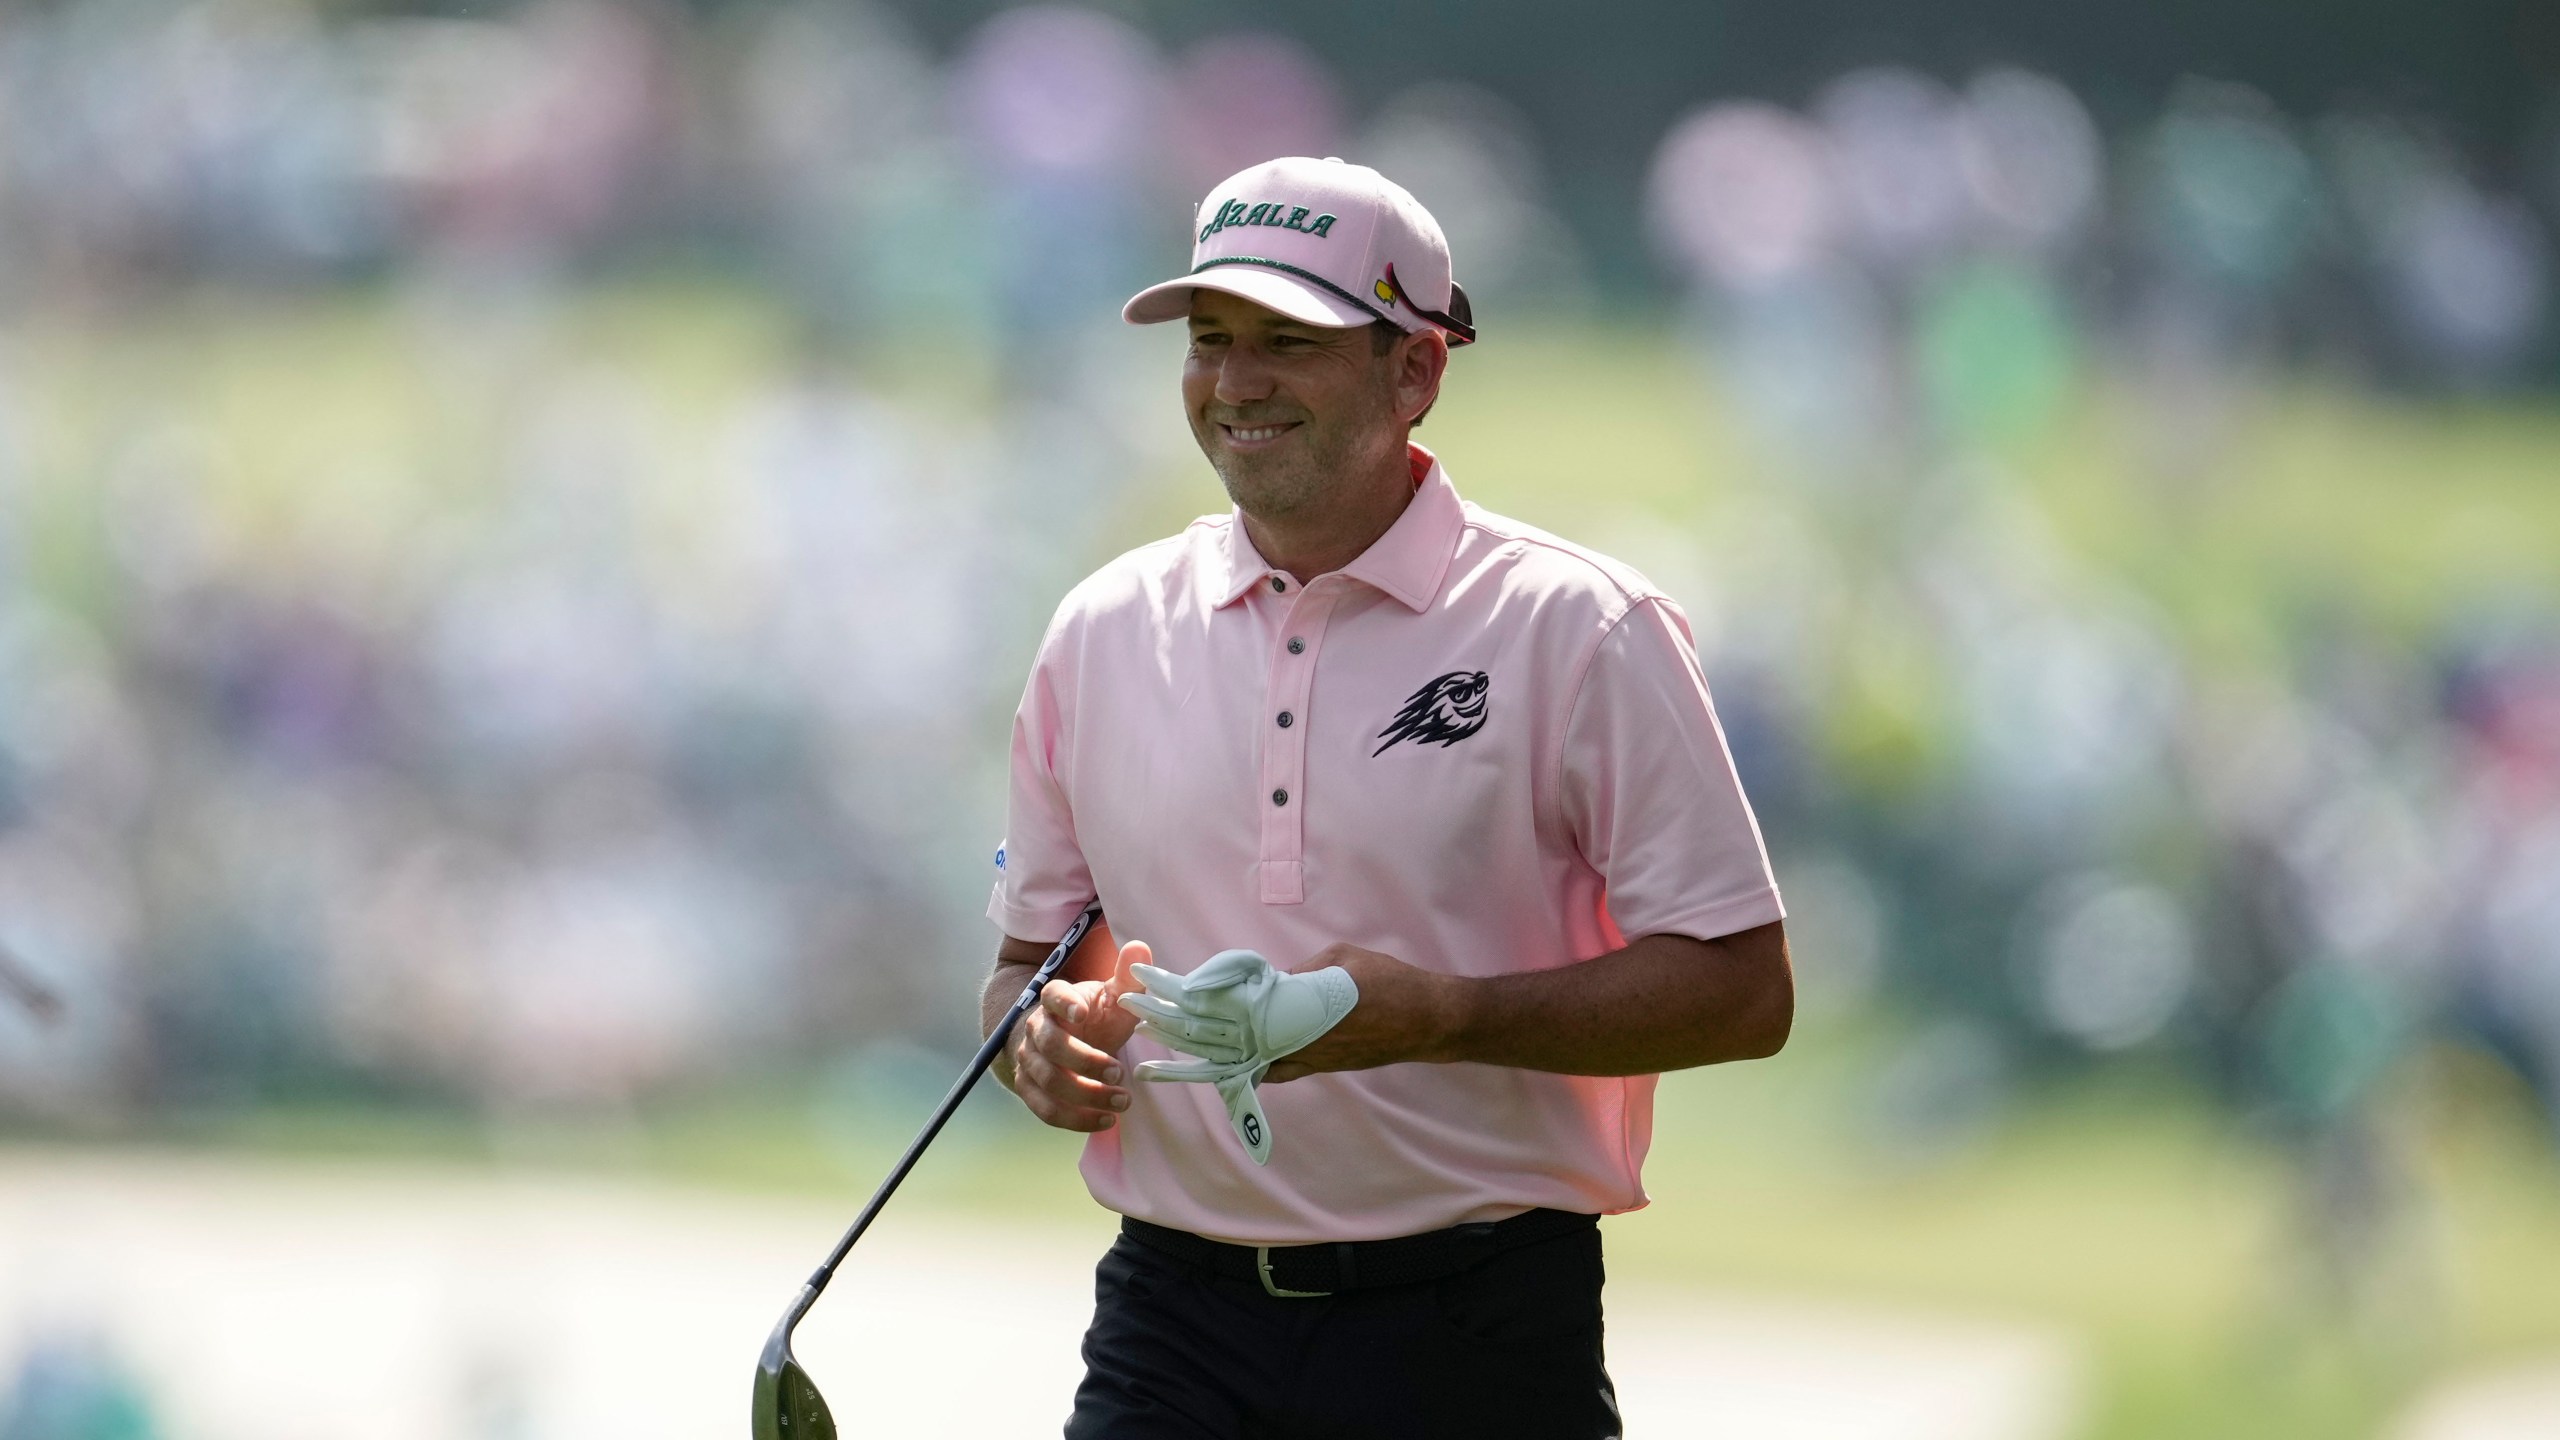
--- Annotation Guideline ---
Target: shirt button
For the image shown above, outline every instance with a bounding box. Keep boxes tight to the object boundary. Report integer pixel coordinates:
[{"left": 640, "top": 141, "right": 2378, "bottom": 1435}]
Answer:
[
  {"left": 1272, "top": 788, "right": 1289, "bottom": 806},
  {"left": 1287, "top": 637, "right": 1305, "bottom": 655},
  {"left": 1270, "top": 577, "right": 1287, "bottom": 593},
  {"left": 1277, "top": 711, "right": 1293, "bottom": 728}
]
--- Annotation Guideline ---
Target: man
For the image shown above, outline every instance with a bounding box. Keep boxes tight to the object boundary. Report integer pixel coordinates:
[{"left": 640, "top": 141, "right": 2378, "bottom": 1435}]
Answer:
[{"left": 983, "top": 156, "right": 1791, "bottom": 1439}]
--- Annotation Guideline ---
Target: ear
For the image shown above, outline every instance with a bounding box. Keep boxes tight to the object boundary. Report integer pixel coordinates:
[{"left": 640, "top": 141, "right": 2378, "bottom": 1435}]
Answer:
[{"left": 1391, "top": 330, "right": 1450, "bottom": 427}]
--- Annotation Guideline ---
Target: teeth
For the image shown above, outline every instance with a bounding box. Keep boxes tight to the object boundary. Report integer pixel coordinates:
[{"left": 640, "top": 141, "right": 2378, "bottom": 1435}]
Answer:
[{"left": 1229, "top": 425, "right": 1290, "bottom": 442}]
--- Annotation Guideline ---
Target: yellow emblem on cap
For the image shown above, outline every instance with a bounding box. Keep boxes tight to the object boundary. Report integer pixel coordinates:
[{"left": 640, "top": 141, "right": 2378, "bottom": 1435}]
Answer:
[{"left": 1374, "top": 277, "right": 1395, "bottom": 303}]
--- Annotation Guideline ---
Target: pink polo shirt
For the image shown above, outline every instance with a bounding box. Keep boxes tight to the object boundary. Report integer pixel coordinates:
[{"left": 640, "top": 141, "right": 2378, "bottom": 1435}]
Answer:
[{"left": 989, "top": 444, "right": 1784, "bottom": 1245}]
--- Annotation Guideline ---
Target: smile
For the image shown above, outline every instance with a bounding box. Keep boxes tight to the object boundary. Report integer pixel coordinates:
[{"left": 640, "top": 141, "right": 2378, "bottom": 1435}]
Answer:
[{"left": 1221, "top": 422, "right": 1300, "bottom": 444}]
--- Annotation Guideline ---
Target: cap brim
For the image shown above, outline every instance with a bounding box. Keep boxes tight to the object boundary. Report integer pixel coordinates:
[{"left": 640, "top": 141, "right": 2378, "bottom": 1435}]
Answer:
[{"left": 1123, "top": 264, "right": 1385, "bottom": 330}]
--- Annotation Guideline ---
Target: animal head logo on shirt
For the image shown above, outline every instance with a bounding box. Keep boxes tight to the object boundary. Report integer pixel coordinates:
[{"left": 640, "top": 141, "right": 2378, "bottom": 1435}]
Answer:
[{"left": 1374, "top": 671, "right": 1490, "bottom": 756}]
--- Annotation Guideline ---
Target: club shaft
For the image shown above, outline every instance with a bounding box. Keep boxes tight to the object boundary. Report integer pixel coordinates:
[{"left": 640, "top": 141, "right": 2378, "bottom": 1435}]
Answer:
[{"left": 804, "top": 901, "right": 1102, "bottom": 1291}]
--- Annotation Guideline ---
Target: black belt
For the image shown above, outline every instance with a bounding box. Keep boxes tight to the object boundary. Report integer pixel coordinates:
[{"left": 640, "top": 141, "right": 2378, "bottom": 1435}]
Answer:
[{"left": 1121, "top": 1207, "right": 1596, "bottom": 1299}]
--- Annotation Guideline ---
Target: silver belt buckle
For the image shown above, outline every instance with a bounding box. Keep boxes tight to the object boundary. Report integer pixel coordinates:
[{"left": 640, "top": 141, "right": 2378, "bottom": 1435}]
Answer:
[{"left": 1255, "top": 1245, "right": 1331, "bottom": 1298}]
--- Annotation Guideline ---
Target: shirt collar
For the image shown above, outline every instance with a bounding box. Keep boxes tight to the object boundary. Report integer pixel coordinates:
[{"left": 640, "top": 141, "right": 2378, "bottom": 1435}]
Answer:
[{"left": 1215, "top": 443, "right": 1463, "bottom": 614}]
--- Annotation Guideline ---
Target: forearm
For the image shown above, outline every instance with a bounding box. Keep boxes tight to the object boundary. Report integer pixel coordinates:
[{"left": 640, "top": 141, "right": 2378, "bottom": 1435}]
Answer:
[
  {"left": 982, "top": 950, "right": 1045, "bottom": 1093},
  {"left": 1441, "top": 924, "right": 1791, "bottom": 1075}
]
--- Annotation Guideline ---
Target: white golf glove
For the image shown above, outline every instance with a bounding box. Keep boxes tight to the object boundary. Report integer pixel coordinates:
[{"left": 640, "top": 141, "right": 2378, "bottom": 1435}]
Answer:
[{"left": 1115, "top": 949, "right": 1358, "bottom": 1165}]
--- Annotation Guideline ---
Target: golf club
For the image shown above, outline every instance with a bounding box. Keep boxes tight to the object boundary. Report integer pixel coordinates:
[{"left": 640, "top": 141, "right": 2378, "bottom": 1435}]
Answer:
[{"left": 752, "top": 899, "right": 1104, "bottom": 1439}]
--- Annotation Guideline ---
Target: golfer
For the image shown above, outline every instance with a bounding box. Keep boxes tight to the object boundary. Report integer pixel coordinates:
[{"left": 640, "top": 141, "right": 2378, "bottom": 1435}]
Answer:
[{"left": 984, "top": 155, "right": 1792, "bottom": 1440}]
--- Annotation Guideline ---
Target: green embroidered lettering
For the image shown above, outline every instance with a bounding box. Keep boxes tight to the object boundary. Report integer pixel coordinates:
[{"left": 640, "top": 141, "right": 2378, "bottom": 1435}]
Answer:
[{"left": 1204, "top": 201, "right": 1335, "bottom": 241}]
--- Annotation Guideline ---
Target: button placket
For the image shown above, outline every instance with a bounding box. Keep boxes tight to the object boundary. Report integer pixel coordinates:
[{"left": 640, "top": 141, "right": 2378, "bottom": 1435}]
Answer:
[{"left": 1257, "top": 586, "right": 1336, "bottom": 905}]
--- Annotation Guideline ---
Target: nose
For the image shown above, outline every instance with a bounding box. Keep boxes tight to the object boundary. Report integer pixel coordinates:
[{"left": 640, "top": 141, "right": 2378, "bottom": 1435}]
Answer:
[{"left": 1212, "top": 342, "right": 1276, "bottom": 408}]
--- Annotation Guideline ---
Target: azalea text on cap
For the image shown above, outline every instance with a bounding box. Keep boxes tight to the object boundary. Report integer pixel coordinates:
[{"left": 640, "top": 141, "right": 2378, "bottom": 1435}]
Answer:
[{"left": 1124, "top": 156, "right": 1476, "bottom": 345}]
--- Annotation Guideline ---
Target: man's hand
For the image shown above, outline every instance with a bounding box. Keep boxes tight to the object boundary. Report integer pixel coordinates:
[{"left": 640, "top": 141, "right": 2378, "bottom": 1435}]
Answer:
[
  {"left": 1260, "top": 944, "right": 1464, "bottom": 1083},
  {"left": 993, "top": 939, "right": 1148, "bottom": 1132}
]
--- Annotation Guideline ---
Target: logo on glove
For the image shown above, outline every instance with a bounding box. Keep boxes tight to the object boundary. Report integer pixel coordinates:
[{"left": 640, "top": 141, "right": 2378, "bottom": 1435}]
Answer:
[
  {"left": 1242, "top": 1114, "right": 1263, "bottom": 1148},
  {"left": 1374, "top": 670, "right": 1490, "bottom": 756}
]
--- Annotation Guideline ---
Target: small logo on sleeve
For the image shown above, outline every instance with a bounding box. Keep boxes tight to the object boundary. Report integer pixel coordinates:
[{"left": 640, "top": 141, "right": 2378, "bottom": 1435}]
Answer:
[
  {"left": 1373, "top": 671, "right": 1490, "bottom": 756},
  {"left": 994, "top": 844, "right": 1006, "bottom": 872}
]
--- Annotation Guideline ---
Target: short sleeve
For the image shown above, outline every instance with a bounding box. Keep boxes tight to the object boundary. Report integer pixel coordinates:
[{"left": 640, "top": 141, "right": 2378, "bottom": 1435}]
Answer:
[
  {"left": 987, "top": 614, "right": 1096, "bottom": 941},
  {"left": 1559, "top": 596, "right": 1785, "bottom": 944}
]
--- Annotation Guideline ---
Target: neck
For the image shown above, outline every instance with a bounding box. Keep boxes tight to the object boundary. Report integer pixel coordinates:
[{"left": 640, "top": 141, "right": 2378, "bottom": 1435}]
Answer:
[{"left": 1239, "top": 443, "right": 1417, "bottom": 581}]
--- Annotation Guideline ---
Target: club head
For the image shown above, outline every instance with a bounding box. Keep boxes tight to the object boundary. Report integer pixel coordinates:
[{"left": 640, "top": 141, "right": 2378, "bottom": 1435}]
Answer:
[{"left": 753, "top": 1287, "right": 835, "bottom": 1440}]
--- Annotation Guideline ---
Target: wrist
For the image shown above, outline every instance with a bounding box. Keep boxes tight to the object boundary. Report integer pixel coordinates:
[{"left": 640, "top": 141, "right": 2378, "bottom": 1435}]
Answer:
[
  {"left": 1424, "top": 971, "right": 1478, "bottom": 1064},
  {"left": 991, "top": 1036, "right": 1022, "bottom": 1095}
]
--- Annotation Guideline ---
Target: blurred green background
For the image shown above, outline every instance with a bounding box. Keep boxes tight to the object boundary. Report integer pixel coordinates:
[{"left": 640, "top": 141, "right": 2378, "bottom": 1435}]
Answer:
[{"left": 0, "top": 2, "right": 2556, "bottom": 1438}]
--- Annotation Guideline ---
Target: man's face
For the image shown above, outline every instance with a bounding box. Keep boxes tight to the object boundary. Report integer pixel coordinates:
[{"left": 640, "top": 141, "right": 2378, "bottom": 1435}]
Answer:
[{"left": 1183, "top": 290, "right": 1406, "bottom": 520}]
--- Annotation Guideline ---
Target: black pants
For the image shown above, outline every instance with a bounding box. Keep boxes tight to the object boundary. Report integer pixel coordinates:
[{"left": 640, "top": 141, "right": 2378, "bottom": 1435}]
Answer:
[{"left": 1065, "top": 1220, "right": 1620, "bottom": 1440}]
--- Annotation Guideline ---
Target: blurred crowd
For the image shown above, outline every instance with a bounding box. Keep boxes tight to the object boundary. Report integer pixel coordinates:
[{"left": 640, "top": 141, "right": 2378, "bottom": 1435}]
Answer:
[
  {"left": 1645, "top": 69, "right": 2559, "bottom": 1140},
  {"left": 0, "top": 0, "right": 2549, "bottom": 1209}
]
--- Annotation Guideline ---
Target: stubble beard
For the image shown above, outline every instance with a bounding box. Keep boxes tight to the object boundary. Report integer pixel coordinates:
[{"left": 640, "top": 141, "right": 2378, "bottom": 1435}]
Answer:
[{"left": 1195, "top": 372, "right": 1402, "bottom": 524}]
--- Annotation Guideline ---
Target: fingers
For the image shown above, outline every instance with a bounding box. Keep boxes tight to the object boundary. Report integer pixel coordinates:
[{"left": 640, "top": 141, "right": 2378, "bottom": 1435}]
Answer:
[
  {"left": 1012, "top": 1052, "right": 1125, "bottom": 1131},
  {"left": 1118, "top": 952, "right": 1258, "bottom": 1066},
  {"left": 1115, "top": 991, "right": 1188, "bottom": 1025},
  {"left": 1130, "top": 1021, "right": 1247, "bottom": 1066},
  {"left": 1035, "top": 983, "right": 1126, "bottom": 1075},
  {"left": 1011, "top": 1040, "right": 1128, "bottom": 1130},
  {"left": 1045, "top": 972, "right": 1140, "bottom": 1055},
  {"left": 1118, "top": 992, "right": 1245, "bottom": 1048},
  {"left": 1127, "top": 962, "right": 1189, "bottom": 1000},
  {"left": 1136, "top": 1056, "right": 1255, "bottom": 1083},
  {"left": 1107, "top": 940, "right": 1150, "bottom": 1001},
  {"left": 1010, "top": 985, "right": 1132, "bottom": 1133},
  {"left": 1132, "top": 1022, "right": 1248, "bottom": 1066},
  {"left": 1041, "top": 977, "right": 1099, "bottom": 1031}
]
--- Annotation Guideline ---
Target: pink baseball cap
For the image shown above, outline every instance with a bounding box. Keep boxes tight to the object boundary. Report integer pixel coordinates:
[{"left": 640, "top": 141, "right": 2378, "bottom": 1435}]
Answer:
[{"left": 1123, "top": 156, "right": 1476, "bottom": 345}]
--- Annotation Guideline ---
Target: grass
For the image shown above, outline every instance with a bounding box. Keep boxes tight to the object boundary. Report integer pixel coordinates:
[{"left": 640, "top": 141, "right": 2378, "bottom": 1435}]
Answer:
[
  {"left": 1420, "top": 319, "right": 2560, "bottom": 663},
  {"left": 18, "top": 286, "right": 2553, "bottom": 645},
  {"left": 1621, "top": 1024, "right": 2560, "bottom": 1438},
  {"left": 133, "top": 1016, "right": 2560, "bottom": 1440}
]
